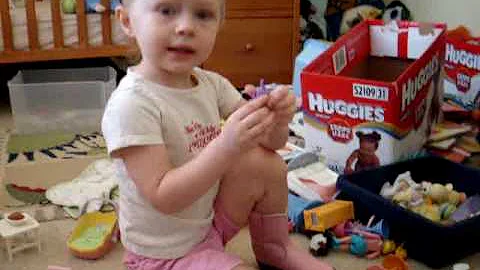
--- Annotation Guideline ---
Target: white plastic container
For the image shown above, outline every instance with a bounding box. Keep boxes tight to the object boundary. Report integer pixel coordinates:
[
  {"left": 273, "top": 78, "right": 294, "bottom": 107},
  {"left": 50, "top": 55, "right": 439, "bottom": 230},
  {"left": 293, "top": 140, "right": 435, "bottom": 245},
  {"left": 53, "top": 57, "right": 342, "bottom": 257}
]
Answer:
[{"left": 8, "top": 67, "right": 116, "bottom": 134}]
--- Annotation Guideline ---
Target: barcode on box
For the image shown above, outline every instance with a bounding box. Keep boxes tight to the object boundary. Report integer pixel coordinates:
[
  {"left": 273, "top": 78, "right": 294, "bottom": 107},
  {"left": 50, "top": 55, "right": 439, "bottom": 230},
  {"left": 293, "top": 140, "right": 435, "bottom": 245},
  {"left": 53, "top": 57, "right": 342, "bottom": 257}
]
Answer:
[
  {"left": 333, "top": 46, "right": 347, "bottom": 75},
  {"left": 353, "top": 83, "right": 389, "bottom": 101}
]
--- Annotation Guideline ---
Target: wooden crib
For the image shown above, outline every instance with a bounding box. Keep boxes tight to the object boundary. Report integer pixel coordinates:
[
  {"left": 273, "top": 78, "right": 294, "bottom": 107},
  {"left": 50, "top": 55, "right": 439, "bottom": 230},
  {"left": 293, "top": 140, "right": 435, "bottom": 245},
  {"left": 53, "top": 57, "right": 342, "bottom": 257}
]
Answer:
[{"left": 0, "top": 0, "right": 135, "bottom": 64}]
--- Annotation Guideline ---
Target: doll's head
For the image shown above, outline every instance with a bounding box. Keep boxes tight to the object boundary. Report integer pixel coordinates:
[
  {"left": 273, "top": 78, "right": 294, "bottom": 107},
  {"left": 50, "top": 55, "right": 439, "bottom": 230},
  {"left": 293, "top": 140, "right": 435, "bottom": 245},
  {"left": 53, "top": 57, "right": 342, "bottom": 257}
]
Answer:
[{"left": 356, "top": 131, "right": 381, "bottom": 155}]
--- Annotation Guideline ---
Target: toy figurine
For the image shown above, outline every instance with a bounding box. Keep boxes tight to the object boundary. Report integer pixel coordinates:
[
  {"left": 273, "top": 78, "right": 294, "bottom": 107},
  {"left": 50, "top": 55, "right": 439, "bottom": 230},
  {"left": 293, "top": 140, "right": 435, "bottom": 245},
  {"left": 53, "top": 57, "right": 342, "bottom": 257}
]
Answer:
[
  {"left": 331, "top": 229, "right": 383, "bottom": 259},
  {"left": 309, "top": 233, "right": 330, "bottom": 257},
  {"left": 243, "top": 79, "right": 277, "bottom": 100}
]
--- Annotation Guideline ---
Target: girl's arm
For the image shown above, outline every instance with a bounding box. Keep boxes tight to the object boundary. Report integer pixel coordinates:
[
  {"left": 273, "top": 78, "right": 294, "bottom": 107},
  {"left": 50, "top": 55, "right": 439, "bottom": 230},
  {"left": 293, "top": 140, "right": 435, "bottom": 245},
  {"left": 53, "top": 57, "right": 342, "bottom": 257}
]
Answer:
[{"left": 114, "top": 95, "right": 274, "bottom": 214}]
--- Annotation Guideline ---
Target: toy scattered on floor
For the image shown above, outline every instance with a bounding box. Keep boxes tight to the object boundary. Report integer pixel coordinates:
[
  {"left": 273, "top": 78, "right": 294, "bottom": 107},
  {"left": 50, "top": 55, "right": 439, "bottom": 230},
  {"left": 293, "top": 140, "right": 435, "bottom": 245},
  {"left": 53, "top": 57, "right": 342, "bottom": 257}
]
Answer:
[
  {"left": 366, "top": 254, "right": 409, "bottom": 270},
  {"left": 287, "top": 193, "right": 323, "bottom": 233},
  {"left": 303, "top": 200, "right": 354, "bottom": 233},
  {"left": 6, "top": 211, "right": 27, "bottom": 226},
  {"left": 313, "top": 216, "right": 406, "bottom": 261},
  {"left": 287, "top": 151, "right": 339, "bottom": 202},
  {"left": 0, "top": 212, "right": 41, "bottom": 261},
  {"left": 67, "top": 199, "right": 118, "bottom": 260},
  {"left": 309, "top": 233, "right": 330, "bottom": 257},
  {"left": 380, "top": 171, "right": 468, "bottom": 223},
  {"left": 333, "top": 217, "right": 389, "bottom": 239},
  {"left": 331, "top": 229, "right": 383, "bottom": 259}
]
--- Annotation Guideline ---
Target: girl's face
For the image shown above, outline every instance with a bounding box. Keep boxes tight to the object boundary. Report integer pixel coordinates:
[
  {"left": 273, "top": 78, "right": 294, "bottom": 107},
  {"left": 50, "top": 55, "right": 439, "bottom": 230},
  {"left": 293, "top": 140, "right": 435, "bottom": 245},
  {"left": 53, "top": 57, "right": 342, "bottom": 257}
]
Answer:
[{"left": 119, "top": 0, "right": 222, "bottom": 78}]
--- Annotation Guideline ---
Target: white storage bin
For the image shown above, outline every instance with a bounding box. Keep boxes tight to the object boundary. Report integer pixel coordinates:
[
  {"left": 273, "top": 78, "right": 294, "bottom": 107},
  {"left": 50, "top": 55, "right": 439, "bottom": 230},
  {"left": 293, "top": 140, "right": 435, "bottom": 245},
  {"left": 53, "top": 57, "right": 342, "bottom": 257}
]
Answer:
[{"left": 8, "top": 67, "right": 116, "bottom": 135}]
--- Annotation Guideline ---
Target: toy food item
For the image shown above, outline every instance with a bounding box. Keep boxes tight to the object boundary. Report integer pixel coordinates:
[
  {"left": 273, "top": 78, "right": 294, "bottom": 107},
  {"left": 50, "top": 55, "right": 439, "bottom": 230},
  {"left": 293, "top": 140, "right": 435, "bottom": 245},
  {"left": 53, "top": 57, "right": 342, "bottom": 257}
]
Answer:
[
  {"left": 8, "top": 212, "right": 24, "bottom": 220},
  {"left": 6, "top": 211, "right": 28, "bottom": 226}
]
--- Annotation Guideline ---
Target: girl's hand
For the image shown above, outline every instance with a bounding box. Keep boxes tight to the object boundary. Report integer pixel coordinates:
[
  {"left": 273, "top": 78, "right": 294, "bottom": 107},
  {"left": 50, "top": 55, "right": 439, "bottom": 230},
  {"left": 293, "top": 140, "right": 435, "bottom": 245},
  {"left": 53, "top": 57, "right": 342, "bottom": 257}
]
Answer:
[
  {"left": 267, "top": 85, "right": 296, "bottom": 126},
  {"left": 219, "top": 95, "right": 275, "bottom": 155}
]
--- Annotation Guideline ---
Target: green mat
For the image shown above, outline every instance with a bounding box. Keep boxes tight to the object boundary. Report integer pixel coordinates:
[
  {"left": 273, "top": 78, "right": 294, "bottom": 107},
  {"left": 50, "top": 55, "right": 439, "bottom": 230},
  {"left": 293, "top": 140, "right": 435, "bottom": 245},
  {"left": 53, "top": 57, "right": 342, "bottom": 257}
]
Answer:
[{"left": 8, "top": 132, "right": 77, "bottom": 153}]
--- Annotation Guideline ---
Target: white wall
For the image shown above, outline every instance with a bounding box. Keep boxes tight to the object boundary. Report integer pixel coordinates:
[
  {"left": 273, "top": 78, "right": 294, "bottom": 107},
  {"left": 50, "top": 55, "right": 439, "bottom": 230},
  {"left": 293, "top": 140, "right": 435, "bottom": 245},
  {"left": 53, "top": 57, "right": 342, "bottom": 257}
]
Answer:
[{"left": 387, "top": 0, "right": 480, "bottom": 35}]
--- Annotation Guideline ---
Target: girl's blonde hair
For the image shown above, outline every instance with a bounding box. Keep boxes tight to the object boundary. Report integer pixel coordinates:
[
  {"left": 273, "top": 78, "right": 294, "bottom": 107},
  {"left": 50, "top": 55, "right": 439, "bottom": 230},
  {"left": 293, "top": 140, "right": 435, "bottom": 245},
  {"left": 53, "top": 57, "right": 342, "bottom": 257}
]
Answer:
[{"left": 122, "top": 0, "right": 225, "bottom": 20}]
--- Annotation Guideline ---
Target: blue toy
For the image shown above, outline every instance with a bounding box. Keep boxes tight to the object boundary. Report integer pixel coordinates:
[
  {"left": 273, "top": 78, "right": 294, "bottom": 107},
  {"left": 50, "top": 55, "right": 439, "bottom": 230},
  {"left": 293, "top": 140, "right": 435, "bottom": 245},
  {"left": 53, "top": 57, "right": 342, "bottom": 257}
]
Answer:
[{"left": 287, "top": 193, "right": 323, "bottom": 232}]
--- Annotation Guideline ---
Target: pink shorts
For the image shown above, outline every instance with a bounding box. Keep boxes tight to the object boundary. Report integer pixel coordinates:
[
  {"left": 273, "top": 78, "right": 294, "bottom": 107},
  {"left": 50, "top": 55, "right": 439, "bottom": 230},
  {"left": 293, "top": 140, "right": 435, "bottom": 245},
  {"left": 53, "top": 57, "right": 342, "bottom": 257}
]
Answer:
[{"left": 123, "top": 203, "right": 243, "bottom": 270}]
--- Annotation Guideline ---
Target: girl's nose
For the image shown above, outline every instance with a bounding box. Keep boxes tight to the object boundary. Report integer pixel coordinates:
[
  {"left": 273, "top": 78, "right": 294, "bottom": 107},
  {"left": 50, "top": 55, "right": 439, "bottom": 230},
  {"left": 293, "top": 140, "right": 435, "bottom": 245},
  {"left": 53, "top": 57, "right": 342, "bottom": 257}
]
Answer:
[{"left": 175, "top": 14, "right": 195, "bottom": 36}]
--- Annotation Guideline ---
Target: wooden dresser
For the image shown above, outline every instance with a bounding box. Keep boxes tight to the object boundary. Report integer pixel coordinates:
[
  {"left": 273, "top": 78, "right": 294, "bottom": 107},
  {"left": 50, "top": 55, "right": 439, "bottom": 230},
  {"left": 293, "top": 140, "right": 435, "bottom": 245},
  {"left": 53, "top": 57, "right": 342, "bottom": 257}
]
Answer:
[{"left": 203, "top": 0, "right": 300, "bottom": 87}]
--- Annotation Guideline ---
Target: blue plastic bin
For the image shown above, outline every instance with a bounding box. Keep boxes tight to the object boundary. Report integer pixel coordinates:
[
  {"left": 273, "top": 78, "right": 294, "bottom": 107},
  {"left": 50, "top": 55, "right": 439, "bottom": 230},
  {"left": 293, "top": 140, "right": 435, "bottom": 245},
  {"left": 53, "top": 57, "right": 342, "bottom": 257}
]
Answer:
[{"left": 337, "top": 156, "right": 480, "bottom": 268}]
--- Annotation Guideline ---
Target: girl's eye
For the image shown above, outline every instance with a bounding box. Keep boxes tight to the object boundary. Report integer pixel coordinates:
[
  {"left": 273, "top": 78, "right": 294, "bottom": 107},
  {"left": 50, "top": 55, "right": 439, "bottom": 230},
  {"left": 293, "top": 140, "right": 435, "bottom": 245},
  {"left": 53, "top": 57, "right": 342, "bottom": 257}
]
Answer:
[
  {"left": 158, "top": 6, "right": 176, "bottom": 16},
  {"left": 196, "top": 10, "right": 215, "bottom": 20}
]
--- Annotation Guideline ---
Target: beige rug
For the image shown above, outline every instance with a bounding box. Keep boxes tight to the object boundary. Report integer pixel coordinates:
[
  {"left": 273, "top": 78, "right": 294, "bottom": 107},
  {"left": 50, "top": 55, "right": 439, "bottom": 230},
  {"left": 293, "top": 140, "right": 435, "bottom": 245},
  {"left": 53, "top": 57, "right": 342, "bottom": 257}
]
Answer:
[{"left": 1, "top": 219, "right": 478, "bottom": 270}]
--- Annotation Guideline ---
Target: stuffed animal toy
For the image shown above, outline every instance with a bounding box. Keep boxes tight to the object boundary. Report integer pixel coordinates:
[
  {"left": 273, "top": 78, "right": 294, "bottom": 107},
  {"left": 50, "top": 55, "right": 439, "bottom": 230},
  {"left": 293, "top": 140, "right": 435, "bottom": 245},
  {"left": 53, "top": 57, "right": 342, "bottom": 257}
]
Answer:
[
  {"left": 300, "top": 0, "right": 325, "bottom": 43},
  {"left": 382, "top": 0, "right": 411, "bottom": 23},
  {"left": 339, "top": 5, "right": 382, "bottom": 35}
]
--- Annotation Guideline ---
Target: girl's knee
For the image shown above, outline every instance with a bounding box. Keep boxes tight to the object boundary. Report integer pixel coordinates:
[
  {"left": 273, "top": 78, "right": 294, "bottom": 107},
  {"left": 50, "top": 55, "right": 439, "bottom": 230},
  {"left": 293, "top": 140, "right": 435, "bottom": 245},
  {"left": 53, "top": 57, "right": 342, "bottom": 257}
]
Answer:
[{"left": 242, "top": 147, "right": 287, "bottom": 179}]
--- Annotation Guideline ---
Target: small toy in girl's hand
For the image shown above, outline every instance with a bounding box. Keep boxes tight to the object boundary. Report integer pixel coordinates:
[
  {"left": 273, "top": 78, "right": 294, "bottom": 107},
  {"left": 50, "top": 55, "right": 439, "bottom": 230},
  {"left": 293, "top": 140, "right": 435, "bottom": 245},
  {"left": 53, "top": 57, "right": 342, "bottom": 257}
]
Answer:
[{"left": 244, "top": 79, "right": 278, "bottom": 99}]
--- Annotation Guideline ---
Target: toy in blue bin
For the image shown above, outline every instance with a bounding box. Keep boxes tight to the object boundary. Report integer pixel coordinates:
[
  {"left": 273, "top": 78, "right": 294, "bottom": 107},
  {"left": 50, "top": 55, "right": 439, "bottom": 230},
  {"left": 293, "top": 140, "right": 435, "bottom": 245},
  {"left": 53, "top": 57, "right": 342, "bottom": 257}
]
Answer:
[{"left": 293, "top": 39, "right": 331, "bottom": 98}]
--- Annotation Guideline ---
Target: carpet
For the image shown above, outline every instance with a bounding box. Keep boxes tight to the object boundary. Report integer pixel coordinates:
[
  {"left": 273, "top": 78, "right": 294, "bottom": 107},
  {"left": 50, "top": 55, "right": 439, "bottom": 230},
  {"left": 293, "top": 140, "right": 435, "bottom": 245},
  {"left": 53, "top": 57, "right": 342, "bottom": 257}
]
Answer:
[
  {"left": 6, "top": 131, "right": 106, "bottom": 165},
  {"left": 0, "top": 130, "right": 107, "bottom": 208}
]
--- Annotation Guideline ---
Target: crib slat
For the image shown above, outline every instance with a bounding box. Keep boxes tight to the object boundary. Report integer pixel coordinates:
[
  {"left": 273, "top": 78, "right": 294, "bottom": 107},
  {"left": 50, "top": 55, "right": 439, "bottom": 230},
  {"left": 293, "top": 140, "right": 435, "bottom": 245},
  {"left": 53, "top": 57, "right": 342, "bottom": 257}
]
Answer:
[
  {"left": 76, "top": 0, "right": 88, "bottom": 48},
  {"left": 26, "top": 0, "right": 39, "bottom": 50},
  {"left": 0, "top": 0, "right": 14, "bottom": 51},
  {"left": 51, "top": 0, "right": 64, "bottom": 48},
  {"left": 101, "top": 0, "right": 112, "bottom": 45}
]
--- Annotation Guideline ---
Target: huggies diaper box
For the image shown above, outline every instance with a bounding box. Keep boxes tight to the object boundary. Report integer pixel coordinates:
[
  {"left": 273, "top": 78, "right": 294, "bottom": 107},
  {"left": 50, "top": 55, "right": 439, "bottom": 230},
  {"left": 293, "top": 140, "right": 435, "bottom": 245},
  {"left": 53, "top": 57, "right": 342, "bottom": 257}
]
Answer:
[
  {"left": 301, "top": 20, "right": 446, "bottom": 174},
  {"left": 443, "top": 34, "right": 480, "bottom": 110}
]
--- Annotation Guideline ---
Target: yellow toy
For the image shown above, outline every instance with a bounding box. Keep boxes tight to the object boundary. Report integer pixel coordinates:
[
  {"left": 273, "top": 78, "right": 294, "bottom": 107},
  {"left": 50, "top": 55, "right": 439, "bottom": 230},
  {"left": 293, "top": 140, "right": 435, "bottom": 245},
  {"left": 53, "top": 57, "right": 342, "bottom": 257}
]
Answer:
[
  {"left": 382, "top": 240, "right": 396, "bottom": 255},
  {"left": 304, "top": 200, "right": 354, "bottom": 232},
  {"left": 67, "top": 200, "right": 118, "bottom": 260}
]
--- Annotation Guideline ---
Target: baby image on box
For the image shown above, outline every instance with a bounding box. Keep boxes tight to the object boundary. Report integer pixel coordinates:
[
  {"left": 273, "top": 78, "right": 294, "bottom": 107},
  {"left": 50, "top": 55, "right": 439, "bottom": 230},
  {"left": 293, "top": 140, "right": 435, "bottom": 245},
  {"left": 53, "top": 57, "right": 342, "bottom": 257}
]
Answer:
[{"left": 344, "top": 131, "right": 382, "bottom": 174}]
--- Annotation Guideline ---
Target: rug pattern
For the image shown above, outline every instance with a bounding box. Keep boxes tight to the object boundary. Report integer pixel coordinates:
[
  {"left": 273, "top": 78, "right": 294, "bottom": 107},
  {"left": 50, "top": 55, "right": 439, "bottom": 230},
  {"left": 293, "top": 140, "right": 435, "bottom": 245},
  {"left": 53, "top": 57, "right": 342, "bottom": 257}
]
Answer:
[{"left": 7, "top": 131, "right": 106, "bottom": 164}]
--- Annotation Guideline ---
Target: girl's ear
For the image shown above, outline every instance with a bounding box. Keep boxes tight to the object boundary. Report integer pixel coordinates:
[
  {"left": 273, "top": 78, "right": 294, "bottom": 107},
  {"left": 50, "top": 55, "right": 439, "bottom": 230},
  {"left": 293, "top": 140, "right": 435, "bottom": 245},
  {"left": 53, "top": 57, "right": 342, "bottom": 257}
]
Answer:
[{"left": 116, "top": 5, "right": 135, "bottom": 38}]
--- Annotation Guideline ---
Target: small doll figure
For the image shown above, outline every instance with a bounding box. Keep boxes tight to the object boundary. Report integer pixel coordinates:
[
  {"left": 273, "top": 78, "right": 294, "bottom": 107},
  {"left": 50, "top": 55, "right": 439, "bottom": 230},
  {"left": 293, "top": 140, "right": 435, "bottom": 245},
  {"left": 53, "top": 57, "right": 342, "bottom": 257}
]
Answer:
[
  {"left": 344, "top": 131, "right": 381, "bottom": 174},
  {"left": 331, "top": 229, "right": 383, "bottom": 259}
]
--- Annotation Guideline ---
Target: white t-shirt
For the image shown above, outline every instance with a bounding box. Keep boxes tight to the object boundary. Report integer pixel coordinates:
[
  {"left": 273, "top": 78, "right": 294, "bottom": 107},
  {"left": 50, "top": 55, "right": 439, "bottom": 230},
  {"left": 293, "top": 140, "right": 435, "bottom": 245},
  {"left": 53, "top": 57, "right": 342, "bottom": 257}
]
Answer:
[{"left": 101, "top": 67, "right": 243, "bottom": 259}]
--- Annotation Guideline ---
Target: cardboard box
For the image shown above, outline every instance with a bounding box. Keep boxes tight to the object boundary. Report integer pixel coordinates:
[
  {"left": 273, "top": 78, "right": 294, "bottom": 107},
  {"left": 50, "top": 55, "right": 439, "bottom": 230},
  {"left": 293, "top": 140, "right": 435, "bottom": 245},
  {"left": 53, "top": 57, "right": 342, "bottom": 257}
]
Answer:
[
  {"left": 443, "top": 36, "right": 480, "bottom": 110},
  {"left": 301, "top": 20, "right": 446, "bottom": 174}
]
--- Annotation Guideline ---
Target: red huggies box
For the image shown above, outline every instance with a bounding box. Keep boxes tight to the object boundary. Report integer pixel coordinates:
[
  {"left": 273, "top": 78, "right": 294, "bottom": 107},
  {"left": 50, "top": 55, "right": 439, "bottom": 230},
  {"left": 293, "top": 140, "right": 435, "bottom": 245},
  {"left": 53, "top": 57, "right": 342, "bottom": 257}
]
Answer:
[
  {"left": 301, "top": 20, "right": 446, "bottom": 174},
  {"left": 444, "top": 35, "right": 480, "bottom": 110}
]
